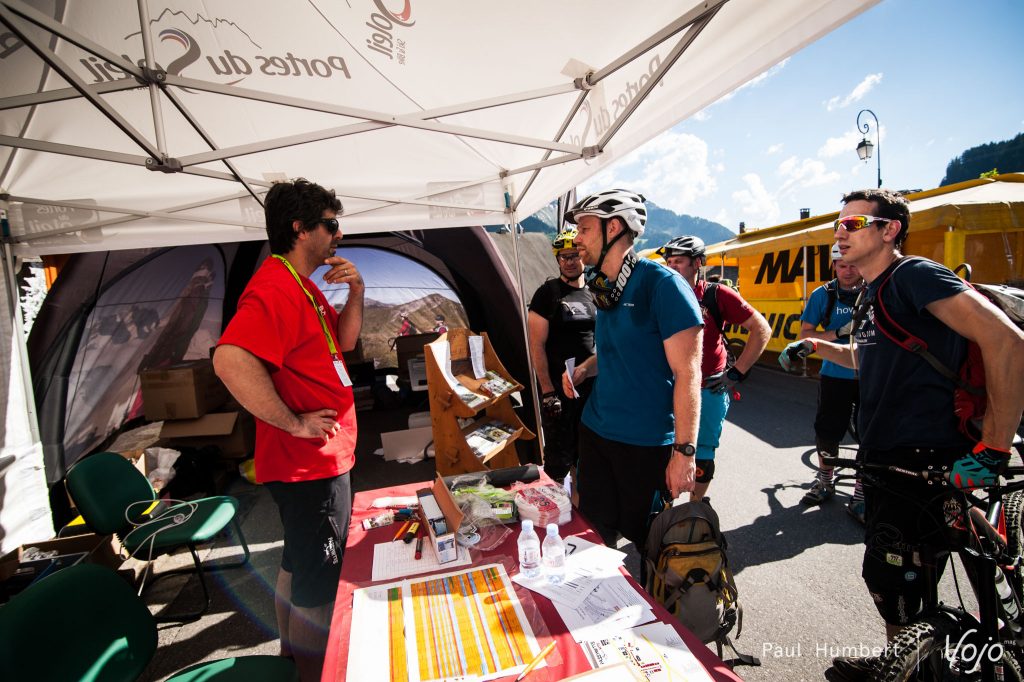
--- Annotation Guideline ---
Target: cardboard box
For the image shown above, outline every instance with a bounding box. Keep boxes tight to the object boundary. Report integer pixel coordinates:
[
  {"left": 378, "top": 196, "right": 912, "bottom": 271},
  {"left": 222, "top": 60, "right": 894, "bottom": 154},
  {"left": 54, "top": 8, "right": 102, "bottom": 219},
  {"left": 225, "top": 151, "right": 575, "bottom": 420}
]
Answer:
[
  {"left": 0, "top": 533, "right": 123, "bottom": 583},
  {"left": 381, "top": 426, "right": 433, "bottom": 461},
  {"left": 140, "top": 359, "right": 227, "bottom": 421},
  {"left": 160, "top": 411, "right": 255, "bottom": 459},
  {"left": 417, "top": 475, "right": 465, "bottom": 564}
]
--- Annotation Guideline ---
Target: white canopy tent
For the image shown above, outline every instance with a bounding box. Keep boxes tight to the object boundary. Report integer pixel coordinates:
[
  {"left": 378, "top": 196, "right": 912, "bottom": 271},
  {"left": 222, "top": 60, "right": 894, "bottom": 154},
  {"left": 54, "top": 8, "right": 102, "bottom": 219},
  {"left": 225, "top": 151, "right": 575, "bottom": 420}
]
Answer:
[{"left": 0, "top": 0, "right": 878, "bottom": 551}]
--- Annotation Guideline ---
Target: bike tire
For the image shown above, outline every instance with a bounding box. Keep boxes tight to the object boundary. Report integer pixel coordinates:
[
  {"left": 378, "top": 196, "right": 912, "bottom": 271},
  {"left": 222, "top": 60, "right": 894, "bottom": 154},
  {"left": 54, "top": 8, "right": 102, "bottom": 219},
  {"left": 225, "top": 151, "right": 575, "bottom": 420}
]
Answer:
[
  {"left": 1004, "top": 489, "right": 1024, "bottom": 596},
  {"left": 876, "top": 615, "right": 1023, "bottom": 681}
]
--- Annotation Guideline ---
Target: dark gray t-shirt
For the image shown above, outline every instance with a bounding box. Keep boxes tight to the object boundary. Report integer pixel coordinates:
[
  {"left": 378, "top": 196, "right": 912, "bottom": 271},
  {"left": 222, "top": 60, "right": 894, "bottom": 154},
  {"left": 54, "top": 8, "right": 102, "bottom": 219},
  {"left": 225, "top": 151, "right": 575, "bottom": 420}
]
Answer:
[{"left": 854, "top": 257, "right": 971, "bottom": 451}]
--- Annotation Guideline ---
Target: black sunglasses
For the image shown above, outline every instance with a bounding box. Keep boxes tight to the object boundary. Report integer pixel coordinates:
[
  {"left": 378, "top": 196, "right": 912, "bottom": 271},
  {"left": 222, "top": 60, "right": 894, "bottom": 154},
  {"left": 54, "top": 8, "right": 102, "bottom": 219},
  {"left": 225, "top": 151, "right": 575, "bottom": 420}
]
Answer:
[{"left": 309, "top": 218, "right": 340, "bottom": 235}]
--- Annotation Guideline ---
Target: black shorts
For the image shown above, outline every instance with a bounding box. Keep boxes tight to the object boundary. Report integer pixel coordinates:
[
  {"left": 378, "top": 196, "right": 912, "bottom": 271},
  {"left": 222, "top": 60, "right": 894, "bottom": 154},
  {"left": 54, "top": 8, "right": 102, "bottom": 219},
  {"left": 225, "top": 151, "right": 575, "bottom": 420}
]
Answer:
[
  {"left": 860, "top": 447, "right": 964, "bottom": 625},
  {"left": 813, "top": 375, "right": 859, "bottom": 446},
  {"left": 577, "top": 423, "right": 670, "bottom": 549},
  {"left": 266, "top": 473, "right": 352, "bottom": 608}
]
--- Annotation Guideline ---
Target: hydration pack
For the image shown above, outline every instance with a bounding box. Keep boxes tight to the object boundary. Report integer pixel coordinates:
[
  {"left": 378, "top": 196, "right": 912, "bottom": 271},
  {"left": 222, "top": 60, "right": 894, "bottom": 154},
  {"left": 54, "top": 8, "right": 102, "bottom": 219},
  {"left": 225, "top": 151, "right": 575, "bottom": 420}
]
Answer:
[
  {"left": 643, "top": 499, "right": 759, "bottom": 667},
  {"left": 870, "top": 257, "right": 1024, "bottom": 440}
]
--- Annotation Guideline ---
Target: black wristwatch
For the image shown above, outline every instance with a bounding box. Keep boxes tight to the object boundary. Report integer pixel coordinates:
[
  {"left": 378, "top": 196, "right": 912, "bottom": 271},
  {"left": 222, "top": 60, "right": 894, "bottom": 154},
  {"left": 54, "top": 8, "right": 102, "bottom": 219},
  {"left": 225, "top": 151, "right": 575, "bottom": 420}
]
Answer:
[
  {"left": 726, "top": 366, "right": 748, "bottom": 383},
  {"left": 672, "top": 442, "right": 697, "bottom": 457}
]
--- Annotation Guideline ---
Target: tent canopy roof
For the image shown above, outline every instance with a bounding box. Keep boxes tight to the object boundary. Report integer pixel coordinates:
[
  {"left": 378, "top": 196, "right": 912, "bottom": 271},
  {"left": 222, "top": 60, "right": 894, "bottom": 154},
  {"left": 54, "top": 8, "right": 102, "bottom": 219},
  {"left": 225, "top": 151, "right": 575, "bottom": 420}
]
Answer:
[
  {"left": 705, "top": 173, "right": 1024, "bottom": 259},
  {"left": 1, "top": 0, "right": 877, "bottom": 256}
]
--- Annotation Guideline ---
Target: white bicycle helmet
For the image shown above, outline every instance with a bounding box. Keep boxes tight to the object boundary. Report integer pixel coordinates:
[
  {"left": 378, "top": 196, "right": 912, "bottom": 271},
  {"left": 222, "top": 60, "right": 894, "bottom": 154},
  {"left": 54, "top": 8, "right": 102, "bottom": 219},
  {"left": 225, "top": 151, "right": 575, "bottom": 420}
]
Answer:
[
  {"left": 564, "top": 189, "right": 648, "bottom": 236},
  {"left": 831, "top": 242, "right": 843, "bottom": 261}
]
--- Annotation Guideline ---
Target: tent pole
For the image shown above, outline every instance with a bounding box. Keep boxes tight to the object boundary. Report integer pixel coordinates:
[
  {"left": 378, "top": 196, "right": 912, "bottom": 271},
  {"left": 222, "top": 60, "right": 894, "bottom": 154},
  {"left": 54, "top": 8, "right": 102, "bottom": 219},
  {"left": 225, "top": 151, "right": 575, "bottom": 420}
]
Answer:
[
  {"left": 136, "top": 0, "right": 168, "bottom": 157},
  {"left": 503, "top": 183, "right": 546, "bottom": 467}
]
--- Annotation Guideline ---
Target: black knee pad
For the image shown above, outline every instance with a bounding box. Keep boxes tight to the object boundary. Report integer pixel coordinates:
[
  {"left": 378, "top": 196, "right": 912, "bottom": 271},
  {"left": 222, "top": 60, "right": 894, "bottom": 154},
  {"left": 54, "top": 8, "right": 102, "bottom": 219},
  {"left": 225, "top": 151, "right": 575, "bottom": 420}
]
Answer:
[{"left": 695, "top": 459, "right": 715, "bottom": 484}]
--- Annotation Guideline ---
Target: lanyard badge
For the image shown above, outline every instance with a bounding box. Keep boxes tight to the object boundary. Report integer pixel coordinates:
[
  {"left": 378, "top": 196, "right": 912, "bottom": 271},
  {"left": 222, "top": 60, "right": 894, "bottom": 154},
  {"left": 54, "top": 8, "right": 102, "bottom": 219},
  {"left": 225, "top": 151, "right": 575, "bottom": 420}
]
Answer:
[{"left": 272, "top": 255, "right": 351, "bottom": 388}]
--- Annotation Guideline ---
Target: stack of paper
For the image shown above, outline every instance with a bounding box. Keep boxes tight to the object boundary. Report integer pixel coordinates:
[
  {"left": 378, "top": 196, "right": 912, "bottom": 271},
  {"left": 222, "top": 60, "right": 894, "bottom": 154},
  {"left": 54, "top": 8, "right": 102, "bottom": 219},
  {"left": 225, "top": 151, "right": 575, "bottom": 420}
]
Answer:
[
  {"left": 514, "top": 484, "right": 572, "bottom": 526},
  {"left": 550, "top": 537, "right": 658, "bottom": 642}
]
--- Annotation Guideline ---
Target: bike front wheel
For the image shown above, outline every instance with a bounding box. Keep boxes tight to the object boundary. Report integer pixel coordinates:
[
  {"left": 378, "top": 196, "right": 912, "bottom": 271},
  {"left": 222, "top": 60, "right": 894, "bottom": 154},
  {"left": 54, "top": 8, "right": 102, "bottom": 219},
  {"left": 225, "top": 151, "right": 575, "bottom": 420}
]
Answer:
[{"left": 876, "top": 615, "right": 1023, "bottom": 681}]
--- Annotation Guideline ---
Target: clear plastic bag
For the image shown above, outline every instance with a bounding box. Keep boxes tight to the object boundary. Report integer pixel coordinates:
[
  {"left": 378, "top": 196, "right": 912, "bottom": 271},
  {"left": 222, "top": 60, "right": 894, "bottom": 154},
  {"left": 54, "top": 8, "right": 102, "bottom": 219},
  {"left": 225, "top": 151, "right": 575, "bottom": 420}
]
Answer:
[{"left": 452, "top": 483, "right": 516, "bottom": 552}]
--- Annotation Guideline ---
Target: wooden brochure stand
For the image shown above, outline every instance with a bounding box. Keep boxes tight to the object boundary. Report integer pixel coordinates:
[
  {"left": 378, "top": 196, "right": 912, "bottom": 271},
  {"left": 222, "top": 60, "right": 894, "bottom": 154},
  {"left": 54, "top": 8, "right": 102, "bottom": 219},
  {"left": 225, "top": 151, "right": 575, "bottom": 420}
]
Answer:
[{"left": 424, "top": 328, "right": 535, "bottom": 476}]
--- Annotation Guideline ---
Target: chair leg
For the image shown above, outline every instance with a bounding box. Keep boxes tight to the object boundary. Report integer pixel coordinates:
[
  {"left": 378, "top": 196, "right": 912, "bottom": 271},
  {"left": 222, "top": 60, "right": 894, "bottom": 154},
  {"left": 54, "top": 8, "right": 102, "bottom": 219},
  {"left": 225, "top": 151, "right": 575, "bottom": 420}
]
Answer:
[
  {"left": 149, "top": 545, "right": 211, "bottom": 623},
  {"left": 144, "top": 519, "right": 252, "bottom": 623}
]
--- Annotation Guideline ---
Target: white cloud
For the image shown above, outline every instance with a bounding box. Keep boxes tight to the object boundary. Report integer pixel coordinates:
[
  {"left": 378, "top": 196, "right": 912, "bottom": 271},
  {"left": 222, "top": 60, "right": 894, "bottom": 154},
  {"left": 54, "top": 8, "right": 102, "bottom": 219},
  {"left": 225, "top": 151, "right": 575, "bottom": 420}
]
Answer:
[
  {"left": 691, "top": 109, "right": 710, "bottom": 122},
  {"left": 825, "top": 73, "right": 883, "bottom": 111},
  {"left": 713, "top": 58, "right": 791, "bottom": 106},
  {"left": 766, "top": 144, "right": 783, "bottom": 155},
  {"left": 818, "top": 130, "right": 862, "bottom": 159},
  {"left": 579, "top": 132, "right": 717, "bottom": 215},
  {"left": 776, "top": 157, "right": 841, "bottom": 198},
  {"left": 732, "top": 173, "right": 781, "bottom": 227}
]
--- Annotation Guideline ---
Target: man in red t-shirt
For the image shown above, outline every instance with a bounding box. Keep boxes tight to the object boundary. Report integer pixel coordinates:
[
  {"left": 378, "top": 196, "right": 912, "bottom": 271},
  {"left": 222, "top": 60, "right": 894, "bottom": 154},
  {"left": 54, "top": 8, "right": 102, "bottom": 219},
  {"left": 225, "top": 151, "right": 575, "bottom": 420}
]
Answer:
[
  {"left": 660, "top": 236, "right": 771, "bottom": 502},
  {"left": 214, "top": 178, "right": 364, "bottom": 681}
]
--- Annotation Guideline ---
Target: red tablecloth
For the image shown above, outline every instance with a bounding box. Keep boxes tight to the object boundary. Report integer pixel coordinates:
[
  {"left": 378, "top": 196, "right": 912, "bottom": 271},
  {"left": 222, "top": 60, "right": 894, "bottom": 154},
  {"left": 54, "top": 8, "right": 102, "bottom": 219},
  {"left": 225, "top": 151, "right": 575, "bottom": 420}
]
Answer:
[{"left": 323, "top": 481, "right": 743, "bottom": 681}]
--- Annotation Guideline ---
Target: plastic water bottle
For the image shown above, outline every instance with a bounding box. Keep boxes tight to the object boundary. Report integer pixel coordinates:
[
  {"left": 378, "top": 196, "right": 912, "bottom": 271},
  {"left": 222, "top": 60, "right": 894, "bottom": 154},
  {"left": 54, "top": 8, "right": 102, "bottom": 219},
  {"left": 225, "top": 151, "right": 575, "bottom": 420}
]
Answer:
[
  {"left": 995, "top": 561, "right": 1019, "bottom": 630},
  {"left": 542, "top": 523, "right": 566, "bottom": 584},
  {"left": 517, "top": 520, "right": 541, "bottom": 578}
]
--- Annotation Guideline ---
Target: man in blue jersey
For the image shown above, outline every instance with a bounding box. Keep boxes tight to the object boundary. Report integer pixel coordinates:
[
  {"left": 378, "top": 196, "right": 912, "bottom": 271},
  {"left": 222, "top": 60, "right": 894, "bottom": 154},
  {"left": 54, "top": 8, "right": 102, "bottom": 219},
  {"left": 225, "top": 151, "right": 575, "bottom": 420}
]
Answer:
[
  {"left": 780, "top": 188, "right": 1024, "bottom": 680},
  {"left": 798, "top": 243, "right": 865, "bottom": 522},
  {"left": 561, "top": 189, "right": 703, "bottom": 549}
]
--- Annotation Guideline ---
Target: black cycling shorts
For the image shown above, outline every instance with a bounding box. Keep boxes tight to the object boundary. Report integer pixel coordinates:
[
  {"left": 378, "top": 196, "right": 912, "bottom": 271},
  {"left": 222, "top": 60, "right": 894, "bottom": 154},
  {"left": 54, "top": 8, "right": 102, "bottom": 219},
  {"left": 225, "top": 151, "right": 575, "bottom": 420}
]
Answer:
[
  {"left": 695, "top": 458, "right": 715, "bottom": 484},
  {"left": 577, "top": 423, "right": 670, "bottom": 549},
  {"left": 266, "top": 473, "right": 351, "bottom": 608},
  {"left": 814, "top": 375, "right": 859, "bottom": 446},
  {"left": 860, "top": 447, "right": 963, "bottom": 625}
]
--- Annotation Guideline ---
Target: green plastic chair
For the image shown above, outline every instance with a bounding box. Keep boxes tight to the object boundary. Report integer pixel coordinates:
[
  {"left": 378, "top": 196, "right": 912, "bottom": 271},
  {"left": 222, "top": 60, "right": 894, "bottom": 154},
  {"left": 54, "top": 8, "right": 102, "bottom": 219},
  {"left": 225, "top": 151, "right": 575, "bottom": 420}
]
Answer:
[
  {"left": 65, "top": 451, "right": 250, "bottom": 622},
  {"left": 0, "top": 563, "right": 296, "bottom": 682}
]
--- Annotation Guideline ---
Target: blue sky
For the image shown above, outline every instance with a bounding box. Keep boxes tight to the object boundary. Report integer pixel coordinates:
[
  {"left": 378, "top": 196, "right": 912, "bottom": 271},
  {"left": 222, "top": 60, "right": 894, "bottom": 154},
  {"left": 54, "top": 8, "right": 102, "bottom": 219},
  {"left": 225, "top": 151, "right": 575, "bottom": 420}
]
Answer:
[{"left": 580, "top": 0, "right": 1024, "bottom": 233}]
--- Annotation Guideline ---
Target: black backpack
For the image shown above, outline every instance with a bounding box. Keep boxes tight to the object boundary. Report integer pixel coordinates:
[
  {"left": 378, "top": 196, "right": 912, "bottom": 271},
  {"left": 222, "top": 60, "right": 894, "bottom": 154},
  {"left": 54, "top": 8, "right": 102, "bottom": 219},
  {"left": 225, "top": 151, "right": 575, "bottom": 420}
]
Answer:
[{"left": 643, "top": 500, "right": 759, "bottom": 667}]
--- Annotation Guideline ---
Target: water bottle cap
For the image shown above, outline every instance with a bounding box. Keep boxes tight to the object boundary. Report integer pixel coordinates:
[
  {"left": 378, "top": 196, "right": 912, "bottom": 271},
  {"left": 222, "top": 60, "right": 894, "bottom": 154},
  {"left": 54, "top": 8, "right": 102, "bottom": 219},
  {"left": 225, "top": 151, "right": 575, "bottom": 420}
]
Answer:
[
  {"left": 522, "top": 519, "right": 533, "bottom": 531},
  {"left": 547, "top": 523, "right": 558, "bottom": 534}
]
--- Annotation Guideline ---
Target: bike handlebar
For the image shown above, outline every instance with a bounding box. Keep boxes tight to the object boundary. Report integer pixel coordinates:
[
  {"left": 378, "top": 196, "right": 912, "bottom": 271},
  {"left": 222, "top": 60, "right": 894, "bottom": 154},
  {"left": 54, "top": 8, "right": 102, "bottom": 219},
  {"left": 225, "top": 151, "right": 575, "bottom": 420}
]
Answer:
[{"left": 821, "top": 455, "right": 1024, "bottom": 488}]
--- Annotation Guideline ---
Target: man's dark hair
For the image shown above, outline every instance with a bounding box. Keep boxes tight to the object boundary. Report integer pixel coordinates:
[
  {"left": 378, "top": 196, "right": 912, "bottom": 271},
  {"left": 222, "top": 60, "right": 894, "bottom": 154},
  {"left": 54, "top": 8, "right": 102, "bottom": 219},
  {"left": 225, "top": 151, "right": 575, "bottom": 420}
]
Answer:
[
  {"left": 264, "top": 178, "right": 343, "bottom": 255},
  {"left": 841, "top": 188, "right": 910, "bottom": 248}
]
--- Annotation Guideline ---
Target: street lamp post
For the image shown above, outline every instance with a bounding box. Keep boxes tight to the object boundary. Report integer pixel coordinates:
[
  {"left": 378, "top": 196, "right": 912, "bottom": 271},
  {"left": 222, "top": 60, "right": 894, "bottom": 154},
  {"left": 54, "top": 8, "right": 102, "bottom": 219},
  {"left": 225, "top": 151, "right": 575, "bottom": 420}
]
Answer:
[{"left": 856, "top": 109, "right": 881, "bottom": 188}]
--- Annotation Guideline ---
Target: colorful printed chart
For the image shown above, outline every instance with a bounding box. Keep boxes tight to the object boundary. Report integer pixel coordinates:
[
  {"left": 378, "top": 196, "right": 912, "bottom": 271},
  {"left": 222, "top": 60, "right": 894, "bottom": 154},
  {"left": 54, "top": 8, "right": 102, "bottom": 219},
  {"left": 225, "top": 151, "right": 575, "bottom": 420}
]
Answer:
[{"left": 348, "top": 563, "right": 543, "bottom": 682}]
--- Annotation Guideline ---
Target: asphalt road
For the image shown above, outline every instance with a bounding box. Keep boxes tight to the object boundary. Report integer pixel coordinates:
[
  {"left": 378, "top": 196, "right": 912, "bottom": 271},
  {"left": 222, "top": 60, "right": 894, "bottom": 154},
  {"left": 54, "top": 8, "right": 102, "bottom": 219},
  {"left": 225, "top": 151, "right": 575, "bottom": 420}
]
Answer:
[{"left": 708, "top": 365, "right": 979, "bottom": 682}]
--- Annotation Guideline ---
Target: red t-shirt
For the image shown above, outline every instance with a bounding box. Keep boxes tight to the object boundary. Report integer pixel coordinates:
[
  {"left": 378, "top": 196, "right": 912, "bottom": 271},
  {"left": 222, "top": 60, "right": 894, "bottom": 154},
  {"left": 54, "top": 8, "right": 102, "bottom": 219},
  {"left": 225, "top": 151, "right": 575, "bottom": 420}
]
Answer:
[
  {"left": 695, "top": 280, "right": 756, "bottom": 378},
  {"left": 218, "top": 257, "right": 356, "bottom": 483}
]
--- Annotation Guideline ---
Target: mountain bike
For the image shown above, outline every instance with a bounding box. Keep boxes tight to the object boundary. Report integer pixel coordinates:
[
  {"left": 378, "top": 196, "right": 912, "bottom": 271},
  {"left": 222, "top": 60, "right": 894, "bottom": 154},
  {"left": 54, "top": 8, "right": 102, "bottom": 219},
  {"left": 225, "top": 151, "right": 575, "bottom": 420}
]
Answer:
[{"left": 823, "top": 448, "right": 1024, "bottom": 682}]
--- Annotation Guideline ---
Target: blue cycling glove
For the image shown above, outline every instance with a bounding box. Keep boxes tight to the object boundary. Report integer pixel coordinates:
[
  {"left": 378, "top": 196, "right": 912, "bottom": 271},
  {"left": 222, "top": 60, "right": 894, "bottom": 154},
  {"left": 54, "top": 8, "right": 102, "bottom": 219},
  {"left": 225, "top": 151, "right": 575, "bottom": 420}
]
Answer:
[
  {"left": 950, "top": 443, "right": 1011, "bottom": 490},
  {"left": 778, "top": 339, "right": 816, "bottom": 372}
]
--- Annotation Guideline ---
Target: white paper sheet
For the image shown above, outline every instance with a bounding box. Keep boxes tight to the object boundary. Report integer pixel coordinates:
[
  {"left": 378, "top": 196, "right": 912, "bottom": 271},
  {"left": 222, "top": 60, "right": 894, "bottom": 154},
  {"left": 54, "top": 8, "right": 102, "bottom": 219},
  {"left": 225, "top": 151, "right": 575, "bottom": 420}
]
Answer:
[
  {"left": 564, "top": 535, "right": 627, "bottom": 570},
  {"left": 579, "top": 621, "right": 716, "bottom": 682},
  {"left": 552, "top": 568, "right": 656, "bottom": 642},
  {"left": 511, "top": 562, "right": 604, "bottom": 608},
  {"left": 371, "top": 538, "right": 471, "bottom": 581},
  {"left": 564, "top": 358, "right": 580, "bottom": 398},
  {"left": 469, "top": 335, "right": 486, "bottom": 378}
]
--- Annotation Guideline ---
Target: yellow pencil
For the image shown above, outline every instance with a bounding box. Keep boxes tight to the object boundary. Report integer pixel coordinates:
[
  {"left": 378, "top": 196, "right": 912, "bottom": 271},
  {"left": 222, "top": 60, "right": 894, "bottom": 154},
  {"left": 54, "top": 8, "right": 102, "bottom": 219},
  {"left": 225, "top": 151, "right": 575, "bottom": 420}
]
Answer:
[
  {"left": 515, "top": 640, "right": 556, "bottom": 681},
  {"left": 392, "top": 520, "right": 411, "bottom": 542}
]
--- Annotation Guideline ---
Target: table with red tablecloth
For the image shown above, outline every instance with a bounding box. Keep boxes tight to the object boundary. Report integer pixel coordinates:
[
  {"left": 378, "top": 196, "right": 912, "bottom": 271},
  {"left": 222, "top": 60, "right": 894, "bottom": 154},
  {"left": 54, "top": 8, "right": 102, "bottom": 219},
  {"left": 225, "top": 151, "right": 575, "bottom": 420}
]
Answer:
[{"left": 323, "top": 480, "right": 743, "bottom": 681}]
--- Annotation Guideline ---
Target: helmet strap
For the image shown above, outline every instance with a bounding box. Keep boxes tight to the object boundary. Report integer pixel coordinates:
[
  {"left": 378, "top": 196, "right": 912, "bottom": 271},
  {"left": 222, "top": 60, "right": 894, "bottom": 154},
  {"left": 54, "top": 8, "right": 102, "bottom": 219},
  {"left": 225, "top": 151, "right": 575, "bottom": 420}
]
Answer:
[{"left": 592, "top": 217, "right": 628, "bottom": 277}]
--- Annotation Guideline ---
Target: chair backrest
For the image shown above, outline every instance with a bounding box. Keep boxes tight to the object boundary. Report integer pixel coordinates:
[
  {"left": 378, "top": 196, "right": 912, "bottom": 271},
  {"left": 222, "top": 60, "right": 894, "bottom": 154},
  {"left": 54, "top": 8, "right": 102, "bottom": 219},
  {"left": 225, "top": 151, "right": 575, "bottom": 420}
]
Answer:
[
  {"left": 0, "top": 563, "right": 157, "bottom": 682},
  {"left": 66, "top": 451, "right": 157, "bottom": 536}
]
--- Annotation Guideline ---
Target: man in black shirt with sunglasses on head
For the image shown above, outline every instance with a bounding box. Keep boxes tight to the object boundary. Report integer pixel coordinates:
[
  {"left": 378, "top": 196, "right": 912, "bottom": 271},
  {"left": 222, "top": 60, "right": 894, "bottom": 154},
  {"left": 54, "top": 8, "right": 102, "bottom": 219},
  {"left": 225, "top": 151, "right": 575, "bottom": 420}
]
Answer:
[{"left": 779, "top": 188, "right": 1024, "bottom": 681}]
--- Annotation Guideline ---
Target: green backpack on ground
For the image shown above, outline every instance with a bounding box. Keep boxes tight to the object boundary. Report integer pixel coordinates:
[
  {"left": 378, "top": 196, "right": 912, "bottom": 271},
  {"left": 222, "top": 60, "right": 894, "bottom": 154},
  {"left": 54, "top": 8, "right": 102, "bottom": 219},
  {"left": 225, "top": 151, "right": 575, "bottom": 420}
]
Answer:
[{"left": 643, "top": 499, "right": 760, "bottom": 667}]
